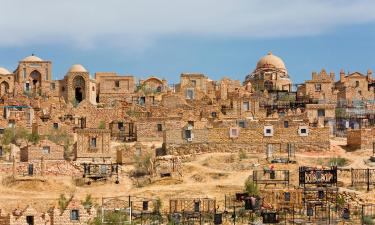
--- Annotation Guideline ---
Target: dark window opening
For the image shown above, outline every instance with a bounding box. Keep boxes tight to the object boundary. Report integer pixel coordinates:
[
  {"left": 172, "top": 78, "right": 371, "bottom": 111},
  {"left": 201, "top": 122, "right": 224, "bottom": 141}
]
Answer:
[
  {"left": 115, "top": 80, "right": 120, "bottom": 88},
  {"left": 139, "top": 96, "right": 146, "bottom": 106},
  {"left": 185, "top": 130, "right": 192, "bottom": 139},
  {"left": 26, "top": 216, "right": 34, "bottom": 225},
  {"left": 75, "top": 87, "right": 83, "bottom": 103},
  {"left": 90, "top": 138, "right": 97, "bottom": 148},
  {"left": 70, "top": 210, "right": 79, "bottom": 221},
  {"left": 157, "top": 124, "right": 162, "bottom": 132},
  {"left": 318, "top": 109, "right": 325, "bottom": 117},
  {"left": 211, "top": 112, "right": 217, "bottom": 118},
  {"left": 118, "top": 122, "right": 124, "bottom": 130},
  {"left": 284, "top": 121, "right": 289, "bottom": 128},
  {"left": 355, "top": 81, "right": 359, "bottom": 87},
  {"left": 239, "top": 121, "right": 246, "bottom": 128},
  {"left": 301, "top": 129, "right": 307, "bottom": 134},
  {"left": 53, "top": 123, "right": 58, "bottom": 129}
]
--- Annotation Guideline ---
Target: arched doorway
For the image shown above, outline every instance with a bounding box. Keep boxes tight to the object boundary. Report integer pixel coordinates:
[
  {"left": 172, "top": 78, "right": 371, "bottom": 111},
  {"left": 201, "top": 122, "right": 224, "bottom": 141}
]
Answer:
[
  {"left": 30, "top": 70, "right": 41, "bottom": 93},
  {"left": 0, "top": 81, "right": 9, "bottom": 96},
  {"left": 264, "top": 80, "right": 273, "bottom": 91},
  {"left": 73, "top": 76, "right": 85, "bottom": 103}
]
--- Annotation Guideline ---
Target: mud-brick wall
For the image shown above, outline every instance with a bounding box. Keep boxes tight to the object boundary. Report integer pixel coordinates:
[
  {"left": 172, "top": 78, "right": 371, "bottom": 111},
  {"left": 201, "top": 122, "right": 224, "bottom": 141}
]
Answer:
[
  {"left": 347, "top": 128, "right": 375, "bottom": 150},
  {"left": 165, "top": 126, "right": 330, "bottom": 155}
]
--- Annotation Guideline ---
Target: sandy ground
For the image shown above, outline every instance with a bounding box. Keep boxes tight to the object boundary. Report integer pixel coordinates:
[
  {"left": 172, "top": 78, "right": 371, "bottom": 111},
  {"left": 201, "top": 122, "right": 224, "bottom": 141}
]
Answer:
[{"left": 0, "top": 138, "right": 374, "bottom": 213}]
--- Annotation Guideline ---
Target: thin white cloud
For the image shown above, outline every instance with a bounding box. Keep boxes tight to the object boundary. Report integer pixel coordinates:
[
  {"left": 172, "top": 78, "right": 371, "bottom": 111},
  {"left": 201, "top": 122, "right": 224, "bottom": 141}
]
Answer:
[{"left": 0, "top": 0, "right": 374, "bottom": 49}]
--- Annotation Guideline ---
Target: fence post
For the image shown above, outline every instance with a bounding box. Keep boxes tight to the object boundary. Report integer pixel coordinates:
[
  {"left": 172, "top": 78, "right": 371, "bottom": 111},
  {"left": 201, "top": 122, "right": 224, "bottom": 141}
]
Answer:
[{"left": 367, "top": 168, "right": 370, "bottom": 192}]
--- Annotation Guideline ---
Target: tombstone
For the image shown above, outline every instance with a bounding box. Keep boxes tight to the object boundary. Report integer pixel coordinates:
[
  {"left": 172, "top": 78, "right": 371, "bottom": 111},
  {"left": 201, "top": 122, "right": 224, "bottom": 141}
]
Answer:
[
  {"left": 28, "top": 164, "right": 34, "bottom": 176},
  {"left": 342, "top": 208, "right": 350, "bottom": 220},
  {"left": 262, "top": 212, "right": 278, "bottom": 224},
  {"left": 214, "top": 213, "right": 223, "bottom": 225},
  {"left": 172, "top": 213, "right": 181, "bottom": 224},
  {"left": 284, "top": 192, "right": 291, "bottom": 202},
  {"left": 307, "top": 207, "right": 313, "bottom": 216}
]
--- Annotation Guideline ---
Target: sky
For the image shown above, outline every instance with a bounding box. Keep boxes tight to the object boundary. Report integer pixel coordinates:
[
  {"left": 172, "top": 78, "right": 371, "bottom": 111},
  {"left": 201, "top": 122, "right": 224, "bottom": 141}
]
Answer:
[{"left": 0, "top": 0, "right": 375, "bottom": 84}]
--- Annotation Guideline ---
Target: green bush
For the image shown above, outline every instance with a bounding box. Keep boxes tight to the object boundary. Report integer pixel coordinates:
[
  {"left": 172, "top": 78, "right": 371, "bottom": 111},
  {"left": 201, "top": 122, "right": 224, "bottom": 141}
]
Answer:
[
  {"left": 362, "top": 216, "right": 374, "bottom": 225},
  {"left": 82, "top": 194, "right": 93, "bottom": 208},
  {"left": 238, "top": 149, "right": 247, "bottom": 160},
  {"left": 328, "top": 157, "right": 348, "bottom": 167},
  {"left": 98, "top": 121, "right": 106, "bottom": 129},
  {"left": 244, "top": 179, "right": 259, "bottom": 196}
]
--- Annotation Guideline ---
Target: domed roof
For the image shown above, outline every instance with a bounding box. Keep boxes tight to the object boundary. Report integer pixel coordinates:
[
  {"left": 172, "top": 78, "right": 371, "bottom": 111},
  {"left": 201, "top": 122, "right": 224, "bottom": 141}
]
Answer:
[
  {"left": 256, "top": 52, "right": 286, "bottom": 72},
  {"left": 68, "top": 64, "right": 87, "bottom": 73},
  {"left": 22, "top": 54, "right": 43, "bottom": 62},
  {"left": 0, "top": 67, "right": 11, "bottom": 75}
]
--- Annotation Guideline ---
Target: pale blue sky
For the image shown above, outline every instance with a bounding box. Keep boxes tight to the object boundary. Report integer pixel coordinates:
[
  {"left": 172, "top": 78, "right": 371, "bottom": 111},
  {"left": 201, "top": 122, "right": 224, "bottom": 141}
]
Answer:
[{"left": 0, "top": 0, "right": 374, "bottom": 84}]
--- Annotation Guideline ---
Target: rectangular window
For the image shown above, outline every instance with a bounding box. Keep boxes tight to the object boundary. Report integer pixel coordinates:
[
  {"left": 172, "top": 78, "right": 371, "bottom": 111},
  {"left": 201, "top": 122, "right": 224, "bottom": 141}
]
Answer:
[
  {"left": 191, "top": 80, "right": 196, "bottom": 87},
  {"left": 315, "top": 84, "right": 321, "bottom": 91},
  {"left": 355, "top": 81, "right": 359, "bottom": 87},
  {"left": 53, "top": 123, "right": 58, "bottom": 129},
  {"left": 118, "top": 122, "right": 124, "bottom": 130},
  {"left": 70, "top": 210, "right": 79, "bottom": 221},
  {"left": 115, "top": 80, "right": 120, "bottom": 88},
  {"left": 229, "top": 127, "right": 239, "bottom": 138},
  {"left": 139, "top": 96, "right": 146, "bottom": 105},
  {"left": 318, "top": 109, "right": 325, "bottom": 117},
  {"left": 186, "top": 89, "right": 194, "bottom": 100},
  {"left": 157, "top": 124, "right": 162, "bottom": 132},
  {"left": 23, "top": 68, "right": 26, "bottom": 79},
  {"left": 50, "top": 83, "right": 56, "bottom": 90},
  {"left": 45, "top": 68, "right": 48, "bottom": 80},
  {"left": 211, "top": 112, "right": 217, "bottom": 118},
  {"left": 238, "top": 121, "right": 246, "bottom": 128},
  {"left": 26, "top": 215, "right": 34, "bottom": 225},
  {"left": 264, "top": 126, "right": 274, "bottom": 137},
  {"left": 42, "top": 146, "right": 50, "bottom": 154},
  {"left": 185, "top": 129, "right": 192, "bottom": 139},
  {"left": 8, "top": 120, "right": 15, "bottom": 128},
  {"left": 90, "top": 137, "right": 97, "bottom": 148},
  {"left": 243, "top": 102, "right": 250, "bottom": 111},
  {"left": 0, "top": 146, "right": 3, "bottom": 157},
  {"left": 284, "top": 121, "right": 289, "bottom": 128},
  {"left": 25, "top": 83, "right": 30, "bottom": 91}
]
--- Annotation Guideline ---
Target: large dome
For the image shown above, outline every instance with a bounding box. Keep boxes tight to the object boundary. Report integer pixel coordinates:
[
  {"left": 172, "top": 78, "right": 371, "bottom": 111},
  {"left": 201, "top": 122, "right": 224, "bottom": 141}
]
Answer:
[
  {"left": 68, "top": 64, "right": 87, "bottom": 73},
  {"left": 0, "top": 67, "right": 11, "bottom": 75},
  {"left": 256, "top": 52, "right": 286, "bottom": 72},
  {"left": 22, "top": 54, "right": 43, "bottom": 62}
]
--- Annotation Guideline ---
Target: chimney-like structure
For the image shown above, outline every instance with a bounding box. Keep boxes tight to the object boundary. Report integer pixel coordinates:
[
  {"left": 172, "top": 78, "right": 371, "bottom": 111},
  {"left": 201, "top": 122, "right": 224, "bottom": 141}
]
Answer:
[
  {"left": 340, "top": 69, "right": 345, "bottom": 81},
  {"left": 329, "top": 71, "right": 335, "bottom": 82},
  {"left": 367, "top": 69, "right": 373, "bottom": 81}
]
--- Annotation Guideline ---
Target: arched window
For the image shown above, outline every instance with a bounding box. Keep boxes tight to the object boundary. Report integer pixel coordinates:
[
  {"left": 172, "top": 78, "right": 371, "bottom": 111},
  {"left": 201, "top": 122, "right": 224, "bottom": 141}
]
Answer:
[{"left": 0, "top": 81, "right": 9, "bottom": 96}]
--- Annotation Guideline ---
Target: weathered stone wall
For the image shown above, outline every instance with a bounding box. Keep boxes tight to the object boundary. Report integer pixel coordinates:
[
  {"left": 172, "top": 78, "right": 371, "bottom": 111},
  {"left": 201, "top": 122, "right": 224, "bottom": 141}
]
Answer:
[
  {"left": 347, "top": 128, "right": 375, "bottom": 150},
  {"left": 165, "top": 121, "right": 330, "bottom": 155},
  {"left": 20, "top": 139, "right": 64, "bottom": 162},
  {"left": 76, "top": 128, "right": 111, "bottom": 162},
  {"left": 51, "top": 200, "right": 96, "bottom": 225},
  {"left": 0, "top": 160, "right": 81, "bottom": 176}
]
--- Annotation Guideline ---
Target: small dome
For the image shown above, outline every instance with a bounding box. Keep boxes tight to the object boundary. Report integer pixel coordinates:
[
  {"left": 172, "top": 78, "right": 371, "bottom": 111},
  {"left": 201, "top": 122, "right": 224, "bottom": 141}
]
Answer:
[
  {"left": 0, "top": 67, "right": 11, "bottom": 75},
  {"left": 22, "top": 54, "right": 43, "bottom": 62},
  {"left": 68, "top": 64, "right": 87, "bottom": 73},
  {"left": 256, "top": 52, "right": 286, "bottom": 72}
]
